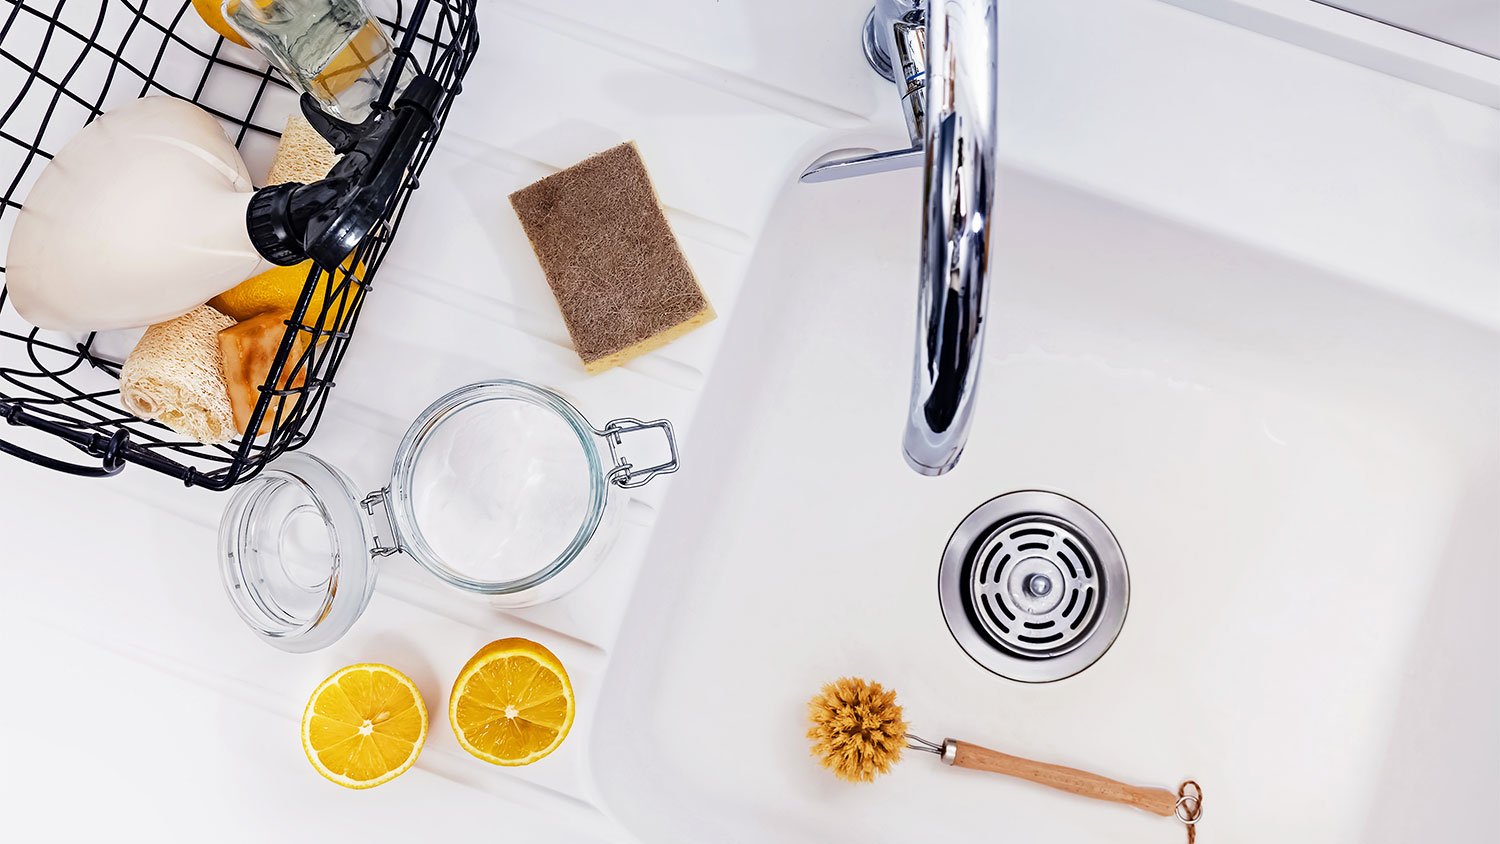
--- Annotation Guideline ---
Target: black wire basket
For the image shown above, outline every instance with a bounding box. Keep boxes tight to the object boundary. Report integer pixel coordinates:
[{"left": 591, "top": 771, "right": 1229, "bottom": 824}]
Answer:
[{"left": 0, "top": 0, "right": 478, "bottom": 489}]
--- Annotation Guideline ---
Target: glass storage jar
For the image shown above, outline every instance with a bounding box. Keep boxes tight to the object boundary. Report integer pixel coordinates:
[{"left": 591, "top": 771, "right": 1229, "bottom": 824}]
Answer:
[{"left": 219, "top": 380, "right": 678, "bottom": 652}]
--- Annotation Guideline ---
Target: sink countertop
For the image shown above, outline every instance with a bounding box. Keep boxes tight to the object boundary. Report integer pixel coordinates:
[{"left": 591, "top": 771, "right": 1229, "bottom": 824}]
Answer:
[{"left": 1, "top": 1, "right": 1496, "bottom": 841}]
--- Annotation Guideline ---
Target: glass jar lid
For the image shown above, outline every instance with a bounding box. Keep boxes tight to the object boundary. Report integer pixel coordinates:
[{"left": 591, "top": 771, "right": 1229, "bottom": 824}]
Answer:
[{"left": 219, "top": 452, "right": 376, "bottom": 653}]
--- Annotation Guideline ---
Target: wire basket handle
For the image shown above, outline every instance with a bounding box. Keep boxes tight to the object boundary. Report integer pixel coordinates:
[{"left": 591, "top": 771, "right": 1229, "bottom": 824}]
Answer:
[{"left": 0, "top": 405, "right": 127, "bottom": 477}]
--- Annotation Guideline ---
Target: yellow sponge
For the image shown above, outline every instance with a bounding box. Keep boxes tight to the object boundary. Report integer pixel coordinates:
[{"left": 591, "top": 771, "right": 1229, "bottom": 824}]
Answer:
[{"left": 509, "top": 142, "right": 714, "bottom": 374}]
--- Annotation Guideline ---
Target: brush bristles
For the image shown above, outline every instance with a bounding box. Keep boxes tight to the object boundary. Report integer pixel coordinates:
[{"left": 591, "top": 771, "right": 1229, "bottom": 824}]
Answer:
[{"left": 806, "top": 677, "right": 907, "bottom": 783}]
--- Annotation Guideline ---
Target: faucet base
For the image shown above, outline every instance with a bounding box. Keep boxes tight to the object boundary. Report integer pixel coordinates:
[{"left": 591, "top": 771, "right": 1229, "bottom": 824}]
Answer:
[{"left": 861, "top": 8, "right": 898, "bottom": 82}]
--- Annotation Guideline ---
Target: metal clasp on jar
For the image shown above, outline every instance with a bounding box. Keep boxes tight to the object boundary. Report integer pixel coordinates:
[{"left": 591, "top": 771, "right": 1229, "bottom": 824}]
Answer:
[
  {"left": 360, "top": 487, "right": 403, "bottom": 557},
  {"left": 595, "top": 418, "right": 679, "bottom": 489}
]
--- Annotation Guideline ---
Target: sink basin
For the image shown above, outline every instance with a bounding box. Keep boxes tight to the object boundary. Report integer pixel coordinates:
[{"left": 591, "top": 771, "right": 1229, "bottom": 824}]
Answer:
[
  {"left": 2, "top": 1, "right": 1495, "bottom": 840},
  {"left": 591, "top": 164, "right": 1500, "bottom": 842}
]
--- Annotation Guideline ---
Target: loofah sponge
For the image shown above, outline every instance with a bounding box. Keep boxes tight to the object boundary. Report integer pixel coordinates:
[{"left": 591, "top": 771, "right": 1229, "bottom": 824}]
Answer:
[
  {"left": 119, "top": 305, "right": 237, "bottom": 444},
  {"left": 806, "top": 677, "right": 908, "bottom": 783},
  {"left": 509, "top": 142, "right": 715, "bottom": 374},
  {"left": 266, "top": 112, "right": 339, "bottom": 185}
]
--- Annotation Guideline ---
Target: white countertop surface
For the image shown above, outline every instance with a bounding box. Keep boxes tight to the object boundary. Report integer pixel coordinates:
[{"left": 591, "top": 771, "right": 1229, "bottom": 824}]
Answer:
[{"left": 1, "top": 0, "right": 1495, "bottom": 840}]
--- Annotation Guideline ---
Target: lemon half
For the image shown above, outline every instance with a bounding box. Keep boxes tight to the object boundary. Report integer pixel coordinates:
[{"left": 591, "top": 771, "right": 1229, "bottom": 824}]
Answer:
[
  {"left": 301, "top": 663, "right": 428, "bottom": 789},
  {"left": 449, "top": 638, "right": 575, "bottom": 767},
  {"left": 210, "top": 257, "right": 362, "bottom": 323}
]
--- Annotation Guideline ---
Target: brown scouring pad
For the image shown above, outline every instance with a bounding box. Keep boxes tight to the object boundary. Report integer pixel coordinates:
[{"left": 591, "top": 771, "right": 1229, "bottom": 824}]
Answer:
[{"left": 509, "top": 142, "right": 715, "bottom": 374}]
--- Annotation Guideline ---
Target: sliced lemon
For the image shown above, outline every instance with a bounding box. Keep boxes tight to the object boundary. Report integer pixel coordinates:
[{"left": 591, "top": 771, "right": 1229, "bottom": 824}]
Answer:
[
  {"left": 449, "top": 638, "right": 575, "bottom": 767},
  {"left": 301, "top": 663, "right": 428, "bottom": 789}
]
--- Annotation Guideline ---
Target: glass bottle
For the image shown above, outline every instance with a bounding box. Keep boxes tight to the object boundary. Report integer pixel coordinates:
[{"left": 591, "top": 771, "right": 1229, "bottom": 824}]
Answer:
[{"left": 224, "top": 0, "right": 414, "bottom": 122}]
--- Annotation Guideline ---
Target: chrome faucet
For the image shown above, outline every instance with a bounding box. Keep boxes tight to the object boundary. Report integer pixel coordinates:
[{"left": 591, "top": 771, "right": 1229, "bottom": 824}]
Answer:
[{"left": 802, "top": 0, "right": 998, "bottom": 476}]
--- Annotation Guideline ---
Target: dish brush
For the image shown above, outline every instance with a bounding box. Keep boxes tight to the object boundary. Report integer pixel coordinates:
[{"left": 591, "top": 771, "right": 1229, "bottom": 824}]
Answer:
[{"left": 807, "top": 677, "right": 1202, "bottom": 825}]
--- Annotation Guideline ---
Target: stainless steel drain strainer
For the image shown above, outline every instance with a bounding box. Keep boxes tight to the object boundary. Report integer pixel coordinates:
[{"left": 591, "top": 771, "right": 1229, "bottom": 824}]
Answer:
[{"left": 939, "top": 491, "right": 1129, "bottom": 682}]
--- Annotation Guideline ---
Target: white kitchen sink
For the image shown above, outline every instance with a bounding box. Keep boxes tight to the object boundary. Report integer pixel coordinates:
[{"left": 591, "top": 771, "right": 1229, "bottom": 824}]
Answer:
[
  {"left": 2, "top": 1, "right": 1496, "bottom": 841},
  {"left": 590, "top": 163, "right": 1500, "bottom": 842}
]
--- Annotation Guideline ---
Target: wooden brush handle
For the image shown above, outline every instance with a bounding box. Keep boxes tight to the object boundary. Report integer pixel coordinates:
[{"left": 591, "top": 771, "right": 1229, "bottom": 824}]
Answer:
[{"left": 947, "top": 740, "right": 1178, "bottom": 816}]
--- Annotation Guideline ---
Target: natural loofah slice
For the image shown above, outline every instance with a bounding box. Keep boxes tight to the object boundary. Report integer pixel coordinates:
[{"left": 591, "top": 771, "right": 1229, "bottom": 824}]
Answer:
[
  {"left": 509, "top": 142, "right": 714, "bottom": 374},
  {"left": 266, "top": 112, "right": 339, "bottom": 185},
  {"left": 119, "top": 305, "right": 237, "bottom": 444},
  {"left": 806, "top": 677, "right": 908, "bottom": 783}
]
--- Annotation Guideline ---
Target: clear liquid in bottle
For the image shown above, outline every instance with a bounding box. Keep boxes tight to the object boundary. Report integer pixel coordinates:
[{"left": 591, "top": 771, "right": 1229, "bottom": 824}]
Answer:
[{"left": 226, "top": 0, "right": 414, "bottom": 122}]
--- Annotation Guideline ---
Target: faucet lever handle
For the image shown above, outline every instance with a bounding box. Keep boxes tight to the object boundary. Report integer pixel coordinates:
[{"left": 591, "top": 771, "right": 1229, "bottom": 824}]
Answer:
[{"left": 798, "top": 144, "right": 924, "bottom": 184}]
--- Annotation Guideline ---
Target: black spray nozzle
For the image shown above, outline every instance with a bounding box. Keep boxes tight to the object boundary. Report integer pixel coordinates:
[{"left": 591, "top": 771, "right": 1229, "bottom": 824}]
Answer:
[{"left": 246, "top": 75, "right": 443, "bottom": 269}]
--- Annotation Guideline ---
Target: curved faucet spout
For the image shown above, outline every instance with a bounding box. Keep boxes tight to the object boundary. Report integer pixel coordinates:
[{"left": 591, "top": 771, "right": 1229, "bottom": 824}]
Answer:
[
  {"left": 800, "top": 1, "right": 998, "bottom": 476},
  {"left": 904, "top": 0, "right": 997, "bottom": 475}
]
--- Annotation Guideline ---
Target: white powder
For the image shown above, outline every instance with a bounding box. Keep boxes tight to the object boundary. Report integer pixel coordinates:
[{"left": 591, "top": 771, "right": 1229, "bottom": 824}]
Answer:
[{"left": 409, "top": 399, "right": 592, "bottom": 583}]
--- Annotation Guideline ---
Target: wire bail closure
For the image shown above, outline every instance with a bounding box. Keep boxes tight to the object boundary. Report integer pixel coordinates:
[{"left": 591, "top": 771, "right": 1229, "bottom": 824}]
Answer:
[
  {"left": 597, "top": 417, "right": 679, "bottom": 489},
  {"left": 361, "top": 487, "right": 402, "bottom": 557}
]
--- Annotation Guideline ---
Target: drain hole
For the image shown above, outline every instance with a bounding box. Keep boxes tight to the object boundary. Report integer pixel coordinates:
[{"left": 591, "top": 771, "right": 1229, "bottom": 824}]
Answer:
[
  {"left": 981, "top": 594, "right": 1010, "bottom": 634},
  {"left": 979, "top": 551, "right": 1009, "bottom": 585},
  {"left": 941, "top": 491, "right": 1130, "bottom": 682},
  {"left": 1063, "top": 537, "right": 1093, "bottom": 577},
  {"left": 1011, "top": 528, "right": 1055, "bottom": 539},
  {"left": 1058, "top": 550, "right": 1078, "bottom": 578},
  {"left": 1018, "top": 632, "right": 1065, "bottom": 644},
  {"left": 1071, "top": 588, "right": 1095, "bottom": 630}
]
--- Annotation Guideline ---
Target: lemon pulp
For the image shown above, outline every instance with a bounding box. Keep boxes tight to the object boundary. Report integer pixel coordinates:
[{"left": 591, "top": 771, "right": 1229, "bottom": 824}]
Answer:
[
  {"left": 449, "top": 638, "right": 575, "bottom": 766},
  {"left": 302, "top": 663, "right": 428, "bottom": 789}
]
